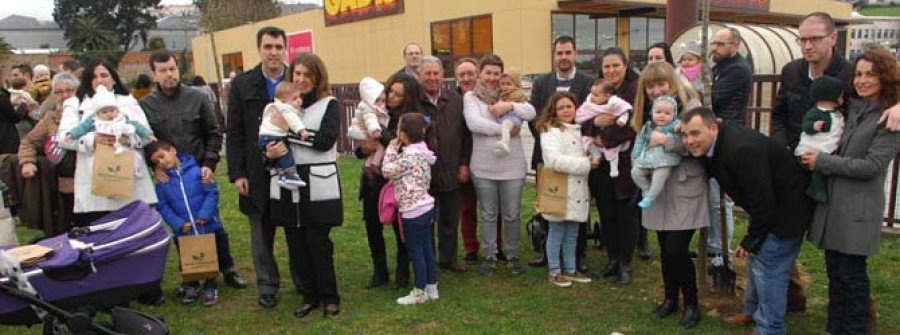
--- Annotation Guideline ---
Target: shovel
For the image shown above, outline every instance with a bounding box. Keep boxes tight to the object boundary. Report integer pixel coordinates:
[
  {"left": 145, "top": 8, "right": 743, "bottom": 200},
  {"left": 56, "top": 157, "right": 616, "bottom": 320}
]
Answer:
[{"left": 713, "top": 184, "right": 736, "bottom": 294}]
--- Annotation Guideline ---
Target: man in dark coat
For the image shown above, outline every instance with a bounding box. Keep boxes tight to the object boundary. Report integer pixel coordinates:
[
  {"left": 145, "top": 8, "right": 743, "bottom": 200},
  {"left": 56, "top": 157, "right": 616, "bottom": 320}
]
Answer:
[
  {"left": 226, "top": 26, "right": 300, "bottom": 309},
  {"left": 395, "top": 43, "right": 423, "bottom": 77},
  {"left": 418, "top": 56, "right": 472, "bottom": 272},
  {"left": 140, "top": 50, "right": 246, "bottom": 289},
  {"left": 681, "top": 107, "right": 813, "bottom": 335},
  {"left": 526, "top": 35, "right": 595, "bottom": 270},
  {"left": 707, "top": 27, "right": 753, "bottom": 280},
  {"left": 768, "top": 12, "right": 852, "bottom": 314}
]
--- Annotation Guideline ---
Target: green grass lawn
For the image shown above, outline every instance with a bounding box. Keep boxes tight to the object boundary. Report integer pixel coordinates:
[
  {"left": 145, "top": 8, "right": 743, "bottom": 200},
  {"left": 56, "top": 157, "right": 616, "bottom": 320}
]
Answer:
[
  {"left": 859, "top": 6, "right": 900, "bottom": 17},
  {"left": 3, "top": 157, "right": 899, "bottom": 334}
]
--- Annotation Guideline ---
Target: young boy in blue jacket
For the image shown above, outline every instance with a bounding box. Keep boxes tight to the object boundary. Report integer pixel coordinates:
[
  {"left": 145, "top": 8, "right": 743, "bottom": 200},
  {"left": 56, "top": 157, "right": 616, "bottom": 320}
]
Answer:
[{"left": 147, "top": 140, "right": 227, "bottom": 306}]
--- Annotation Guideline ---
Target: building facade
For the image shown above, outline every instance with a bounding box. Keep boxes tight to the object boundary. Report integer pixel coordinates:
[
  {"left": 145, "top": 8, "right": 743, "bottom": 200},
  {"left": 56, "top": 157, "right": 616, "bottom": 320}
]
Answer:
[{"left": 191, "top": 0, "right": 852, "bottom": 85}]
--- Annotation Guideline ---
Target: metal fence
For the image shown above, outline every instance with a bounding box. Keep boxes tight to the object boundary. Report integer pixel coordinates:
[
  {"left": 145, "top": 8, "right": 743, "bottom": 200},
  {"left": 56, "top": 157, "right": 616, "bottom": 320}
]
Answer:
[{"left": 330, "top": 75, "right": 899, "bottom": 228}]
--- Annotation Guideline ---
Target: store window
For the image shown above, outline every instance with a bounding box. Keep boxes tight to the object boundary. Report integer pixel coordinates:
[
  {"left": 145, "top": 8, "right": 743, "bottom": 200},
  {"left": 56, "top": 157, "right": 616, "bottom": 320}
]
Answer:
[
  {"left": 431, "top": 15, "right": 493, "bottom": 77},
  {"left": 630, "top": 17, "right": 666, "bottom": 68},
  {"left": 222, "top": 52, "right": 244, "bottom": 76},
  {"left": 551, "top": 13, "right": 617, "bottom": 77}
]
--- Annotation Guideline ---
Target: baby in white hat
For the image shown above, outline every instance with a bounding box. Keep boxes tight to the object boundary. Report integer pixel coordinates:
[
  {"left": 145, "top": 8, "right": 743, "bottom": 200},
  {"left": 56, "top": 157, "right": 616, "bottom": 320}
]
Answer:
[{"left": 66, "top": 86, "right": 156, "bottom": 177}]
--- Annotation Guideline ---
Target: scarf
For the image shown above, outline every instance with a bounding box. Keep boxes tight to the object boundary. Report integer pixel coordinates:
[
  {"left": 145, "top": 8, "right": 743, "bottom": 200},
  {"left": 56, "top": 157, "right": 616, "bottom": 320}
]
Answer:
[
  {"left": 680, "top": 64, "right": 701, "bottom": 82},
  {"left": 473, "top": 81, "right": 500, "bottom": 105}
]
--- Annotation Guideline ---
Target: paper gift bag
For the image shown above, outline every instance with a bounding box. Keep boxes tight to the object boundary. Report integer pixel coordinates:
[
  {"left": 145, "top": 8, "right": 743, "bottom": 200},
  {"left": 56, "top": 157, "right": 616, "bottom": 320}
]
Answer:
[
  {"left": 534, "top": 164, "right": 568, "bottom": 216},
  {"left": 91, "top": 145, "right": 134, "bottom": 199},
  {"left": 178, "top": 233, "right": 219, "bottom": 281}
]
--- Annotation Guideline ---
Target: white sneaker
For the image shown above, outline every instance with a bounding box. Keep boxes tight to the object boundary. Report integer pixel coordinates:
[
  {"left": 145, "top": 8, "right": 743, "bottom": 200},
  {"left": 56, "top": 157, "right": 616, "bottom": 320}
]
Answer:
[
  {"left": 396, "top": 288, "right": 427, "bottom": 305},
  {"left": 424, "top": 283, "right": 439, "bottom": 300},
  {"left": 493, "top": 142, "right": 510, "bottom": 157}
]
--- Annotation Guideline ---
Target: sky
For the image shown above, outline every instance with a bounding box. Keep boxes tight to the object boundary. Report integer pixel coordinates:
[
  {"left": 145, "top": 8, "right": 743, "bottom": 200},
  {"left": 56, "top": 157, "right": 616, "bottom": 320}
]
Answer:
[{"left": 0, "top": 0, "right": 321, "bottom": 21}]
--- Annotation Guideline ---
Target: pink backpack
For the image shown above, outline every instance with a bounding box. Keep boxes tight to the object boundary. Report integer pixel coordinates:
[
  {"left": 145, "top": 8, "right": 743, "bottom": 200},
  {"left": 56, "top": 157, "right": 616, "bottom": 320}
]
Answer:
[{"left": 377, "top": 181, "right": 404, "bottom": 242}]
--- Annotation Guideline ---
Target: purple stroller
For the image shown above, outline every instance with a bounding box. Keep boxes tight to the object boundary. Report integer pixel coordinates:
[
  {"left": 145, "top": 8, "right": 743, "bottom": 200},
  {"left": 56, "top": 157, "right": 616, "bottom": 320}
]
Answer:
[{"left": 0, "top": 201, "right": 169, "bottom": 334}]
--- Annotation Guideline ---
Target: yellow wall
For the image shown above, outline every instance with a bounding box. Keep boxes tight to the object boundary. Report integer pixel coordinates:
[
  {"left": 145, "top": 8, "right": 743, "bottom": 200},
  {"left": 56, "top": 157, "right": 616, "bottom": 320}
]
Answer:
[
  {"left": 192, "top": 0, "right": 852, "bottom": 84},
  {"left": 192, "top": 0, "right": 558, "bottom": 84}
]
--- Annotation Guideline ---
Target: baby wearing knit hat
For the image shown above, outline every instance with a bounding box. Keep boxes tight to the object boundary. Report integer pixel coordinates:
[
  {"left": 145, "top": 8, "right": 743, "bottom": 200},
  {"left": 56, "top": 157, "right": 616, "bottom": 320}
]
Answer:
[{"left": 795, "top": 75, "right": 845, "bottom": 203}]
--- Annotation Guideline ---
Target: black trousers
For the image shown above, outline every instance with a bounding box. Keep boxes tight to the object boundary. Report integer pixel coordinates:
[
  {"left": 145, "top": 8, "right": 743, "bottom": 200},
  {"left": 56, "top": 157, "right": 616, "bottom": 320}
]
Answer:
[
  {"left": 593, "top": 169, "right": 639, "bottom": 266},
  {"left": 362, "top": 189, "right": 409, "bottom": 280},
  {"left": 296, "top": 225, "right": 340, "bottom": 306},
  {"left": 825, "top": 249, "right": 869, "bottom": 335},
  {"left": 432, "top": 189, "right": 461, "bottom": 264},
  {"left": 657, "top": 230, "right": 698, "bottom": 306}
]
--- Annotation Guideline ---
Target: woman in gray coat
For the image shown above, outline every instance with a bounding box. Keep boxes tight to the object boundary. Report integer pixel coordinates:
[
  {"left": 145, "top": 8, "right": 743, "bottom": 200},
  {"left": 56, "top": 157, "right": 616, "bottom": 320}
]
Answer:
[
  {"left": 632, "top": 62, "right": 708, "bottom": 329},
  {"left": 801, "top": 48, "right": 900, "bottom": 334}
]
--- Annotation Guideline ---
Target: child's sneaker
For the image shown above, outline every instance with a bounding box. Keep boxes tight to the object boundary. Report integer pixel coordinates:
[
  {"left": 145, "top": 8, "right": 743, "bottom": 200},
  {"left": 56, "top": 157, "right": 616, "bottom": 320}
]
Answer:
[
  {"left": 278, "top": 169, "right": 306, "bottom": 190},
  {"left": 493, "top": 142, "right": 510, "bottom": 157},
  {"left": 181, "top": 285, "right": 199, "bottom": 304},
  {"left": 563, "top": 271, "right": 592, "bottom": 283},
  {"left": 203, "top": 288, "right": 218, "bottom": 307},
  {"left": 396, "top": 288, "right": 427, "bottom": 305},
  {"left": 549, "top": 273, "right": 572, "bottom": 288},
  {"left": 424, "top": 283, "right": 439, "bottom": 300}
]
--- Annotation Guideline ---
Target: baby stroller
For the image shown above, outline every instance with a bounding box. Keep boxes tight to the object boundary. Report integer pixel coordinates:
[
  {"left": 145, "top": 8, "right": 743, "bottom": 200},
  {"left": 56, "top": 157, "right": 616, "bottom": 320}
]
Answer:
[{"left": 0, "top": 201, "right": 170, "bottom": 334}]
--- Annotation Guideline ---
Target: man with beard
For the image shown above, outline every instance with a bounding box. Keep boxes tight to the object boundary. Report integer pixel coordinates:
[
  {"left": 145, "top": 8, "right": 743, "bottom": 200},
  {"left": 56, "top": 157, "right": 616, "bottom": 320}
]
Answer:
[
  {"left": 527, "top": 35, "right": 594, "bottom": 271},
  {"left": 139, "top": 50, "right": 248, "bottom": 291},
  {"left": 706, "top": 27, "right": 752, "bottom": 285}
]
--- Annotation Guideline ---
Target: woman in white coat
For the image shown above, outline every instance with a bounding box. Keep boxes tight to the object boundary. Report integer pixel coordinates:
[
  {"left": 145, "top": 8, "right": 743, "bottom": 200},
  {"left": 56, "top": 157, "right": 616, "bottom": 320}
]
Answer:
[
  {"left": 536, "top": 91, "right": 599, "bottom": 287},
  {"left": 57, "top": 58, "right": 157, "bottom": 226}
]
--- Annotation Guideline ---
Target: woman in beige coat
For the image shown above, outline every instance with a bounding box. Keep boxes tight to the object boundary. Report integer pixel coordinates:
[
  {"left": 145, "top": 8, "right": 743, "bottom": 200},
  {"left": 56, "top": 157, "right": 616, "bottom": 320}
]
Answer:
[{"left": 632, "top": 62, "right": 708, "bottom": 329}]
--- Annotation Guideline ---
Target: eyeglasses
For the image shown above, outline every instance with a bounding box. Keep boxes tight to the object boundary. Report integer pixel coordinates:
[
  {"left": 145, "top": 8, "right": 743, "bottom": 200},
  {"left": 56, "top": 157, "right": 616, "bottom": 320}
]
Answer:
[
  {"left": 795, "top": 35, "right": 830, "bottom": 45},
  {"left": 710, "top": 41, "right": 729, "bottom": 47}
]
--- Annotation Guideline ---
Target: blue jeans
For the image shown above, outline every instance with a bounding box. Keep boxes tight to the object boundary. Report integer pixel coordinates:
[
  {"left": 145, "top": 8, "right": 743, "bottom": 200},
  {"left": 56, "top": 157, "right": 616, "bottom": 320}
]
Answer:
[
  {"left": 708, "top": 178, "right": 734, "bottom": 255},
  {"left": 472, "top": 177, "right": 525, "bottom": 259},
  {"left": 546, "top": 221, "right": 579, "bottom": 275},
  {"left": 744, "top": 234, "right": 801, "bottom": 335},
  {"left": 402, "top": 208, "right": 437, "bottom": 290},
  {"left": 258, "top": 135, "right": 295, "bottom": 170}
]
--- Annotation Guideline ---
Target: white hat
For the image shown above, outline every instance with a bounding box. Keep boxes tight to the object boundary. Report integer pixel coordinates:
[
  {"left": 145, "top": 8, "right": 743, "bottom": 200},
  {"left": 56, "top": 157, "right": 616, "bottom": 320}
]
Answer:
[
  {"left": 33, "top": 64, "right": 50, "bottom": 79},
  {"left": 358, "top": 77, "right": 385, "bottom": 109},
  {"left": 91, "top": 86, "right": 118, "bottom": 112}
]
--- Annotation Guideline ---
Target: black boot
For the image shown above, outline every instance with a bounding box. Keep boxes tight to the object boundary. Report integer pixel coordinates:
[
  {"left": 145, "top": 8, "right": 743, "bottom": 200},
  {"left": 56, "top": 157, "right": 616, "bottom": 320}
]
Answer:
[
  {"left": 651, "top": 299, "right": 679, "bottom": 318},
  {"left": 365, "top": 272, "right": 389, "bottom": 290},
  {"left": 576, "top": 254, "right": 589, "bottom": 273},
  {"left": 609, "top": 262, "right": 632, "bottom": 285},
  {"left": 591, "top": 259, "right": 619, "bottom": 279},
  {"left": 638, "top": 227, "right": 651, "bottom": 261},
  {"left": 679, "top": 304, "right": 701, "bottom": 329},
  {"left": 392, "top": 269, "right": 409, "bottom": 290}
]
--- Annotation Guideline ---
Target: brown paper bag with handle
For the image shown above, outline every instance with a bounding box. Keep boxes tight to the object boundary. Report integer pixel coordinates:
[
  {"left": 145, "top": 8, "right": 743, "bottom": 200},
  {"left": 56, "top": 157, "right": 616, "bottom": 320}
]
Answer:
[
  {"left": 90, "top": 145, "right": 134, "bottom": 199},
  {"left": 534, "top": 164, "right": 568, "bottom": 216},
  {"left": 178, "top": 232, "right": 219, "bottom": 282}
]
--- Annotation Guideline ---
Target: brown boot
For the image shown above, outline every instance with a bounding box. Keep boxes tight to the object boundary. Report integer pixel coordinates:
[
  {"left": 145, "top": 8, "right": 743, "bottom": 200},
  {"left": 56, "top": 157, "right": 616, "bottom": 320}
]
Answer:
[{"left": 722, "top": 313, "right": 754, "bottom": 327}]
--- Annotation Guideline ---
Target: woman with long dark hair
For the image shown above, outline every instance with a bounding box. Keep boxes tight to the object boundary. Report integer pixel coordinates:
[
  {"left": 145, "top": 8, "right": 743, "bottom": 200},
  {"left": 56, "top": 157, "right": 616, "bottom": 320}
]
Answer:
[
  {"left": 802, "top": 47, "right": 900, "bottom": 334},
  {"left": 57, "top": 58, "right": 157, "bottom": 226},
  {"left": 264, "top": 52, "right": 344, "bottom": 318},
  {"left": 356, "top": 73, "right": 422, "bottom": 290}
]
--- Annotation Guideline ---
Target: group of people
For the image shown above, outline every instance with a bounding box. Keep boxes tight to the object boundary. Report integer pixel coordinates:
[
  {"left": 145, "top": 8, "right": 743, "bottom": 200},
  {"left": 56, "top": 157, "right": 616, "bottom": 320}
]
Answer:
[{"left": 2, "top": 10, "right": 900, "bottom": 334}]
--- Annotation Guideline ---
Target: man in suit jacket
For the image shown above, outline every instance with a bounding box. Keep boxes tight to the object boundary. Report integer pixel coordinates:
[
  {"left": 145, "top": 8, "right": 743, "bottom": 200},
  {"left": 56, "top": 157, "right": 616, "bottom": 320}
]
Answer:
[
  {"left": 226, "top": 26, "right": 302, "bottom": 310},
  {"left": 526, "top": 35, "right": 595, "bottom": 269},
  {"left": 680, "top": 107, "right": 813, "bottom": 335}
]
